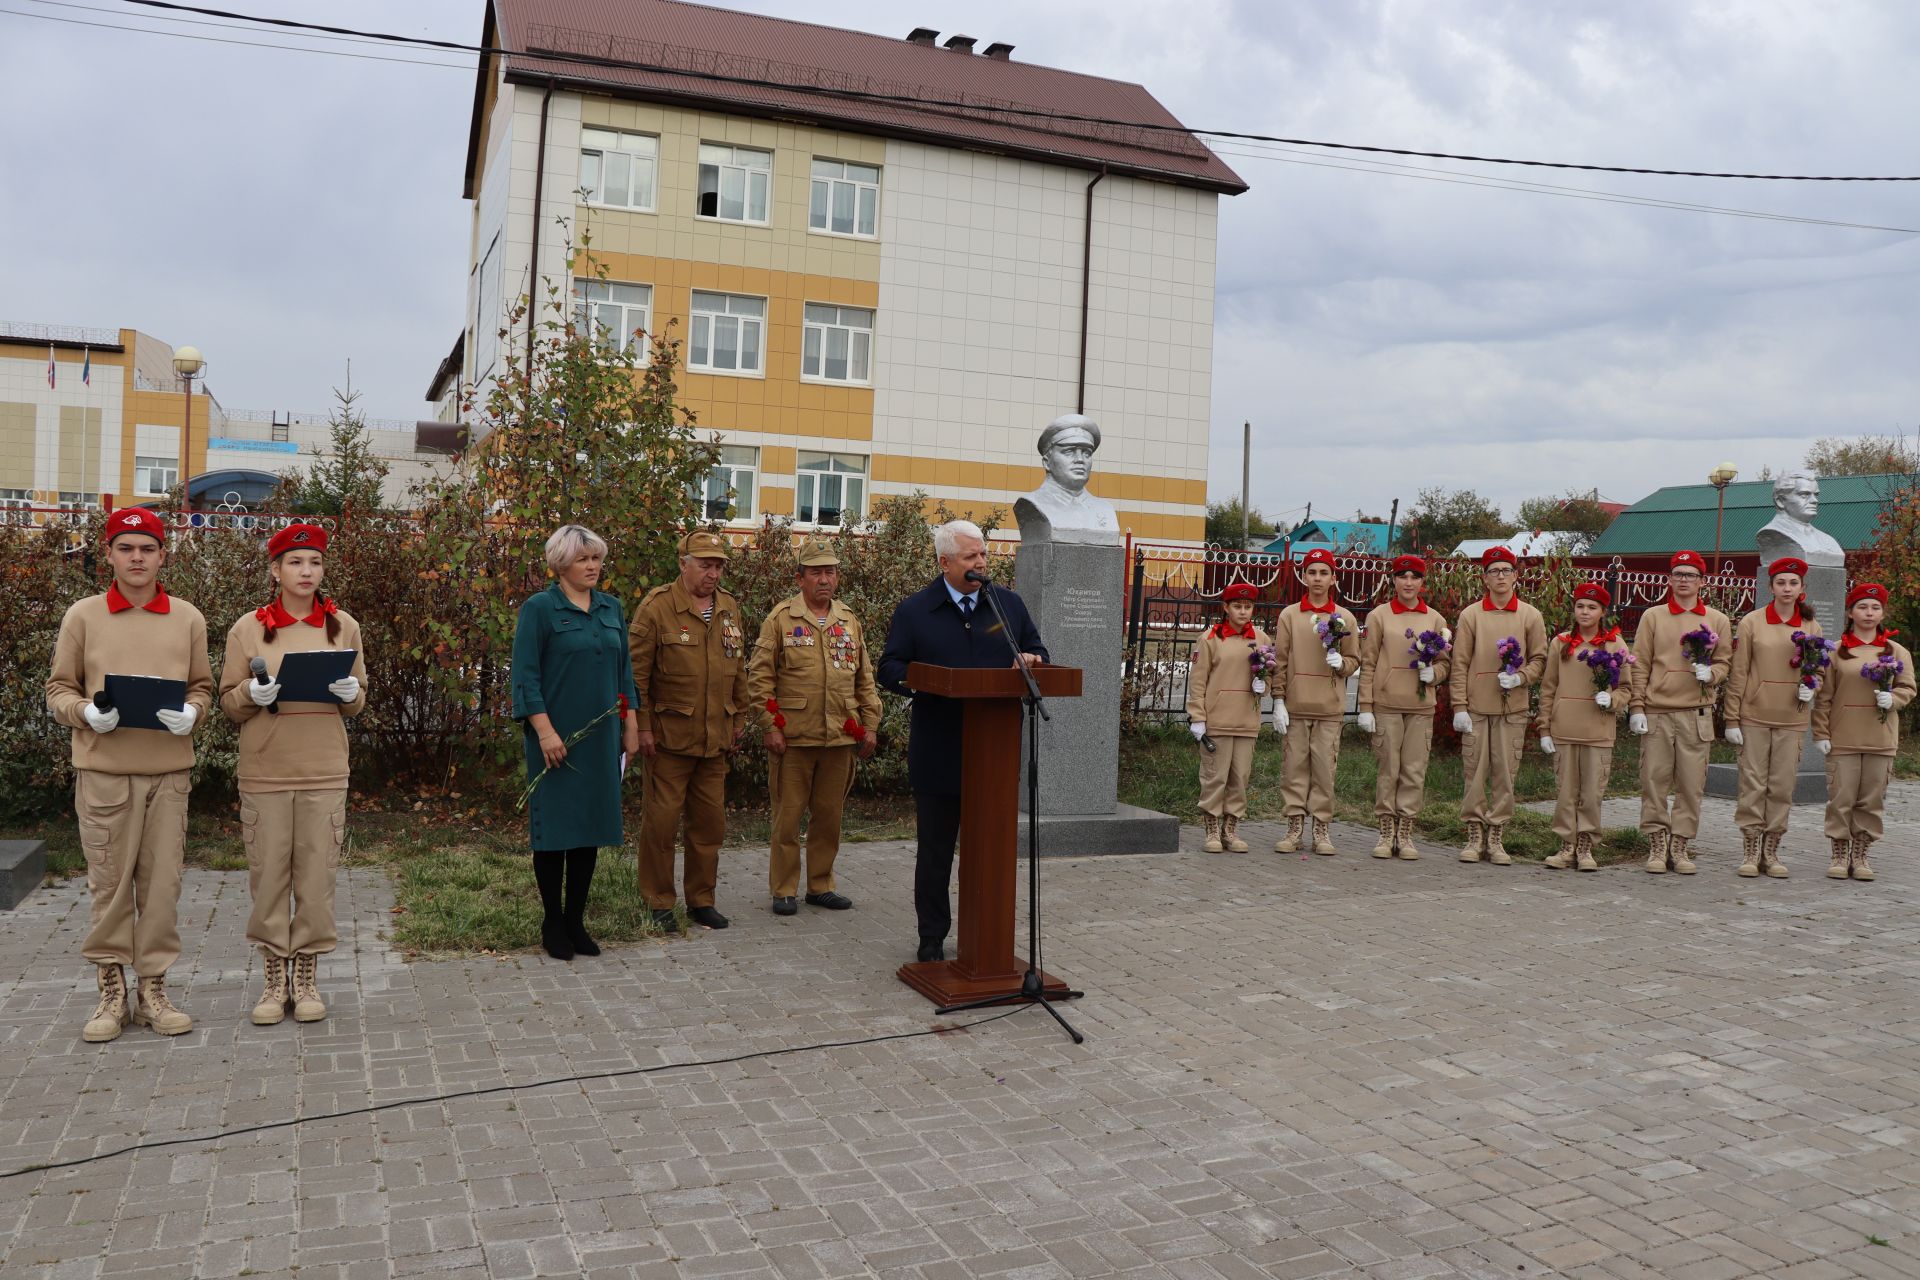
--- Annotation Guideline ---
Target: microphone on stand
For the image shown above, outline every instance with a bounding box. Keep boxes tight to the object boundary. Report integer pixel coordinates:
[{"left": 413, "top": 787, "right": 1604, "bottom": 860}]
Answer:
[
  {"left": 963, "top": 569, "right": 991, "bottom": 585},
  {"left": 249, "top": 657, "right": 279, "bottom": 714}
]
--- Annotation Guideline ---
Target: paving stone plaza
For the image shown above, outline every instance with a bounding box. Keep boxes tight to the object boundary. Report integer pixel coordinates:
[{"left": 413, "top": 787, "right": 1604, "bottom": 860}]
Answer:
[{"left": 1, "top": 789, "right": 1915, "bottom": 1279}]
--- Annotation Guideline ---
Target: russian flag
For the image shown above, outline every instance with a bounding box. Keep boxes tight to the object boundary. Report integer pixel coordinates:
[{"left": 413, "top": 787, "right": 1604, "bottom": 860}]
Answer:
[
  {"left": 46, "top": 343, "right": 55, "bottom": 389},
  {"left": 82, "top": 346, "right": 91, "bottom": 385}
]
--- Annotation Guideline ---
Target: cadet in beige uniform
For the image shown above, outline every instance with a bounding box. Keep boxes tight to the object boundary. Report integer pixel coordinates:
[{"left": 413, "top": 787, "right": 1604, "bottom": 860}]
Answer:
[
  {"left": 1812, "top": 583, "right": 1915, "bottom": 881},
  {"left": 630, "top": 531, "right": 750, "bottom": 931},
  {"left": 46, "top": 507, "right": 213, "bottom": 1042},
  {"left": 1723, "top": 556, "right": 1822, "bottom": 878},
  {"left": 1272, "top": 548, "right": 1360, "bottom": 855},
  {"left": 1538, "top": 583, "right": 1627, "bottom": 871},
  {"left": 218, "top": 523, "right": 368, "bottom": 1024},
  {"left": 1449, "top": 546, "right": 1548, "bottom": 865},
  {"left": 748, "top": 538, "right": 882, "bottom": 915},
  {"left": 1628, "top": 550, "right": 1732, "bottom": 874},
  {"left": 1185, "top": 581, "right": 1269, "bottom": 853},
  {"left": 1357, "top": 555, "right": 1449, "bottom": 860}
]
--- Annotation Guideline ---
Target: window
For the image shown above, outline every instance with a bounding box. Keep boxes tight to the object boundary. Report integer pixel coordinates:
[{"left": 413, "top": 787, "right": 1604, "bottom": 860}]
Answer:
[
  {"left": 696, "top": 144, "right": 771, "bottom": 223},
  {"left": 689, "top": 291, "right": 766, "bottom": 375},
  {"left": 801, "top": 304, "right": 874, "bottom": 384},
  {"left": 809, "top": 159, "right": 879, "bottom": 237},
  {"left": 135, "top": 456, "right": 178, "bottom": 495},
  {"left": 795, "top": 452, "right": 867, "bottom": 528},
  {"left": 0, "top": 488, "right": 30, "bottom": 510},
  {"left": 57, "top": 491, "right": 98, "bottom": 510},
  {"left": 572, "top": 279, "right": 652, "bottom": 354},
  {"left": 579, "top": 128, "right": 658, "bottom": 210},
  {"left": 692, "top": 446, "right": 759, "bottom": 522}
]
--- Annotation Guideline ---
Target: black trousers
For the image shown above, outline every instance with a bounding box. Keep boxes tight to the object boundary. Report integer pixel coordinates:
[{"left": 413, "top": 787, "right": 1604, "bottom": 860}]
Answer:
[{"left": 913, "top": 790, "right": 963, "bottom": 942}]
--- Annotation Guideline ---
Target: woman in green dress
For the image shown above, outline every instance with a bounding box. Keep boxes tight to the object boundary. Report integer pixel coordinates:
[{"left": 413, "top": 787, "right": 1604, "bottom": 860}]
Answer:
[{"left": 511, "top": 525, "right": 640, "bottom": 960}]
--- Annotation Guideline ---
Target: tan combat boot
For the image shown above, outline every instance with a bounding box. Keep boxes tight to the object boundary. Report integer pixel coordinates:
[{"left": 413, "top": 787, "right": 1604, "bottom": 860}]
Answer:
[
  {"left": 1574, "top": 833, "right": 1600, "bottom": 872},
  {"left": 1827, "top": 837, "right": 1851, "bottom": 878},
  {"left": 1736, "top": 831, "right": 1762, "bottom": 877},
  {"left": 1396, "top": 817, "right": 1421, "bottom": 861},
  {"left": 1274, "top": 815, "right": 1305, "bottom": 853},
  {"left": 1460, "top": 820, "right": 1485, "bottom": 863},
  {"left": 252, "top": 953, "right": 289, "bottom": 1026},
  {"left": 1222, "top": 814, "right": 1249, "bottom": 853},
  {"left": 83, "top": 964, "right": 129, "bottom": 1044},
  {"left": 1850, "top": 837, "right": 1875, "bottom": 882},
  {"left": 1486, "top": 825, "right": 1511, "bottom": 866},
  {"left": 1202, "top": 814, "right": 1223, "bottom": 854},
  {"left": 1312, "top": 820, "right": 1336, "bottom": 856},
  {"left": 132, "top": 974, "right": 192, "bottom": 1036},
  {"left": 291, "top": 954, "right": 326, "bottom": 1022},
  {"left": 1762, "top": 832, "right": 1789, "bottom": 879},
  {"left": 1543, "top": 842, "right": 1574, "bottom": 870},
  {"left": 1645, "top": 829, "right": 1670, "bottom": 874},
  {"left": 1372, "top": 817, "right": 1394, "bottom": 859},
  {"left": 1669, "top": 837, "right": 1697, "bottom": 875}
]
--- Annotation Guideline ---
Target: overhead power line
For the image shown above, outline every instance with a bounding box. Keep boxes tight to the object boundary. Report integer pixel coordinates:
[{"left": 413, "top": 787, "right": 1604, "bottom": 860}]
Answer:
[
  {"left": 115, "top": 0, "right": 1920, "bottom": 183},
  {"left": 2, "top": 5, "right": 471, "bottom": 68}
]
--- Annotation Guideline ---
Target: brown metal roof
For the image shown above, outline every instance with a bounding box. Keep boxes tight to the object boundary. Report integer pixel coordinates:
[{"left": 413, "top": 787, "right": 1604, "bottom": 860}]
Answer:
[{"left": 469, "top": 0, "right": 1246, "bottom": 196}]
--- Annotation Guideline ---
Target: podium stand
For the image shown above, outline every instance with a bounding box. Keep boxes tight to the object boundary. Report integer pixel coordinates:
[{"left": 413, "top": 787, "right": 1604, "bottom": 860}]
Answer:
[{"left": 896, "top": 662, "right": 1083, "bottom": 1007}]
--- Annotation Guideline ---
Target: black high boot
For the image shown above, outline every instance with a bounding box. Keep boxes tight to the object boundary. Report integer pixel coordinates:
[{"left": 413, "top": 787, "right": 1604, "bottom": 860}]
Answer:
[
  {"left": 563, "top": 848, "right": 600, "bottom": 956},
  {"left": 534, "top": 853, "right": 572, "bottom": 960}
]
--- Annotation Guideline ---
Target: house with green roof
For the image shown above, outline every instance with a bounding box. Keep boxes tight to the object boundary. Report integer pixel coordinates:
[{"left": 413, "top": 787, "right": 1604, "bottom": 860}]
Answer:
[
  {"left": 1263, "top": 518, "right": 1393, "bottom": 556},
  {"left": 1589, "top": 473, "right": 1904, "bottom": 557}
]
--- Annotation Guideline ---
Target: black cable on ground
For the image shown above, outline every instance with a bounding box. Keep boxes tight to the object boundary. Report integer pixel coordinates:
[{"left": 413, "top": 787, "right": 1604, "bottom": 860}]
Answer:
[{"left": 0, "top": 1004, "right": 1032, "bottom": 1180}]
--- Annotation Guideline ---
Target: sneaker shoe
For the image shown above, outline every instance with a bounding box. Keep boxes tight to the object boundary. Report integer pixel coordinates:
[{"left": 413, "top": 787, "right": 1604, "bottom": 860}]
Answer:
[
  {"left": 805, "top": 891, "right": 853, "bottom": 910},
  {"left": 688, "top": 906, "right": 730, "bottom": 930},
  {"left": 771, "top": 896, "right": 798, "bottom": 916}
]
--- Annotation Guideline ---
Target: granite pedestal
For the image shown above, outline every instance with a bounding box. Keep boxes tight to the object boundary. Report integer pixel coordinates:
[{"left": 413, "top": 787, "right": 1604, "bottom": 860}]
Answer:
[{"left": 0, "top": 840, "right": 45, "bottom": 910}]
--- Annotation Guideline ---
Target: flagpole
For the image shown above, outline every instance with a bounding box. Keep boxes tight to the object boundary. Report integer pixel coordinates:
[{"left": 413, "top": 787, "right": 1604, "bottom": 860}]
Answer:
[{"left": 80, "top": 345, "right": 90, "bottom": 514}]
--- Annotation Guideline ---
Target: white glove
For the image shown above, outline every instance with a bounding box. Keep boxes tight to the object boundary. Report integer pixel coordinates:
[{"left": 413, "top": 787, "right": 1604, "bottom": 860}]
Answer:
[
  {"left": 1692, "top": 663, "right": 1713, "bottom": 684},
  {"left": 328, "top": 675, "right": 361, "bottom": 703},
  {"left": 1190, "top": 722, "right": 1207, "bottom": 742},
  {"left": 1594, "top": 689, "right": 1612, "bottom": 710},
  {"left": 1324, "top": 650, "right": 1344, "bottom": 672},
  {"left": 1725, "top": 726, "right": 1744, "bottom": 746},
  {"left": 1452, "top": 711, "right": 1473, "bottom": 735},
  {"left": 1251, "top": 677, "right": 1266, "bottom": 695},
  {"left": 1817, "top": 739, "right": 1831, "bottom": 757},
  {"left": 1630, "top": 713, "right": 1649, "bottom": 736},
  {"left": 1876, "top": 689, "right": 1894, "bottom": 711},
  {"left": 1797, "top": 684, "right": 1815, "bottom": 703},
  {"left": 82, "top": 702, "right": 119, "bottom": 734},
  {"left": 1497, "top": 671, "right": 1524, "bottom": 690},
  {"left": 1539, "top": 735, "right": 1555, "bottom": 755},
  {"left": 154, "top": 704, "right": 198, "bottom": 737},
  {"left": 248, "top": 678, "right": 281, "bottom": 707},
  {"left": 1272, "top": 700, "right": 1290, "bottom": 734},
  {"left": 1357, "top": 712, "right": 1376, "bottom": 734},
  {"left": 1420, "top": 665, "right": 1438, "bottom": 684}
]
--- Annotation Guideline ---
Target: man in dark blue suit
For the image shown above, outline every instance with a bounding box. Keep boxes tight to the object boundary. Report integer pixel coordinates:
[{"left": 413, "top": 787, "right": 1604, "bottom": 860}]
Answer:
[{"left": 879, "top": 519, "right": 1048, "bottom": 962}]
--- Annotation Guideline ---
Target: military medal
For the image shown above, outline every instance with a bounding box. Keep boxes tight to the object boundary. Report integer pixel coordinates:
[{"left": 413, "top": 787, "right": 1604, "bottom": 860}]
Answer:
[{"left": 679, "top": 627, "right": 691, "bottom": 644}]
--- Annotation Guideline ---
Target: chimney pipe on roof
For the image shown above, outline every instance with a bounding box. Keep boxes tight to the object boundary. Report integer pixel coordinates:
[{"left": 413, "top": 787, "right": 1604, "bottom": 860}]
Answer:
[
  {"left": 905, "top": 27, "right": 938, "bottom": 45},
  {"left": 982, "top": 42, "right": 1015, "bottom": 60},
  {"left": 942, "top": 34, "right": 977, "bottom": 53}
]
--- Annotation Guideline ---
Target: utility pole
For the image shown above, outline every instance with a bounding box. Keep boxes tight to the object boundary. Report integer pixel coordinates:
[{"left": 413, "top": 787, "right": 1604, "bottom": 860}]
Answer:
[
  {"left": 1239, "top": 421, "right": 1250, "bottom": 548},
  {"left": 1387, "top": 497, "right": 1399, "bottom": 555}
]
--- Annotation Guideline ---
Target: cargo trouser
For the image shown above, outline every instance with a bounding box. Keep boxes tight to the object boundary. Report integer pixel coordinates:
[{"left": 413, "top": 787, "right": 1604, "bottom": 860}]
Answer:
[
  {"left": 640, "top": 750, "right": 727, "bottom": 909},
  {"left": 1281, "top": 718, "right": 1341, "bottom": 823},
  {"left": 1372, "top": 710, "right": 1434, "bottom": 820},
  {"left": 1461, "top": 711, "right": 1528, "bottom": 825},
  {"left": 1824, "top": 752, "right": 1891, "bottom": 842},
  {"left": 1197, "top": 734, "right": 1257, "bottom": 818},
  {"left": 1640, "top": 708, "right": 1713, "bottom": 840},
  {"left": 768, "top": 744, "right": 855, "bottom": 898},
  {"left": 75, "top": 769, "right": 189, "bottom": 976},
  {"left": 1551, "top": 744, "right": 1609, "bottom": 842},
  {"left": 1734, "top": 726, "right": 1804, "bottom": 837},
  {"left": 240, "top": 788, "right": 345, "bottom": 958}
]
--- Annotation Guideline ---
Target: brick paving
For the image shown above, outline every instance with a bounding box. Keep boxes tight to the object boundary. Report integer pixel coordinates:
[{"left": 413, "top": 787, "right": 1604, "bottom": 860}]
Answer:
[{"left": 0, "top": 785, "right": 1915, "bottom": 1279}]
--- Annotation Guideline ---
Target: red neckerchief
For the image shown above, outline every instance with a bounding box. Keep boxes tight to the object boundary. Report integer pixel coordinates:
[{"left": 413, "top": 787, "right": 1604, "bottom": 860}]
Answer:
[
  {"left": 105, "top": 583, "right": 170, "bottom": 614},
  {"left": 1389, "top": 599, "right": 1428, "bottom": 615},
  {"left": 1299, "top": 597, "right": 1336, "bottom": 615},
  {"left": 1666, "top": 597, "right": 1706, "bottom": 616},
  {"left": 256, "top": 596, "right": 336, "bottom": 637},
  {"left": 1840, "top": 628, "right": 1898, "bottom": 654},
  {"left": 1562, "top": 625, "right": 1619, "bottom": 660},
  {"left": 1480, "top": 595, "right": 1518, "bottom": 613},
  {"left": 1213, "top": 622, "right": 1255, "bottom": 640},
  {"left": 1764, "top": 603, "right": 1802, "bottom": 627}
]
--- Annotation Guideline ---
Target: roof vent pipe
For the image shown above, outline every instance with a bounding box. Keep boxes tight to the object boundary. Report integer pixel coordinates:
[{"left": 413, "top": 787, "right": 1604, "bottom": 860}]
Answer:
[
  {"left": 942, "top": 34, "right": 976, "bottom": 53},
  {"left": 905, "top": 27, "right": 938, "bottom": 45},
  {"left": 982, "top": 42, "right": 1015, "bottom": 60}
]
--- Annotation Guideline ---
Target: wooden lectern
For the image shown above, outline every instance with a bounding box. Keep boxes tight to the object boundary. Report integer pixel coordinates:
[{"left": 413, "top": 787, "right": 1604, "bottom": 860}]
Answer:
[{"left": 896, "top": 661, "right": 1084, "bottom": 1007}]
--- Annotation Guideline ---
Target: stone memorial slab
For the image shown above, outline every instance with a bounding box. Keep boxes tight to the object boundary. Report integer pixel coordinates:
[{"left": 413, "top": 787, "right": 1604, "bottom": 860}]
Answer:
[{"left": 0, "top": 840, "right": 45, "bottom": 910}]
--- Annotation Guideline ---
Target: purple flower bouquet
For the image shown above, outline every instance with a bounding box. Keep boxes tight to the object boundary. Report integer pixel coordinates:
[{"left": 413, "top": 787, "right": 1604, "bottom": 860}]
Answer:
[
  {"left": 1405, "top": 627, "right": 1451, "bottom": 700},
  {"left": 1680, "top": 624, "right": 1719, "bottom": 667},
  {"left": 1788, "top": 630, "right": 1834, "bottom": 690},
  {"left": 1496, "top": 635, "right": 1524, "bottom": 707},
  {"left": 1314, "top": 615, "right": 1350, "bottom": 657},
  {"left": 1579, "top": 646, "right": 1633, "bottom": 694},
  {"left": 1250, "top": 643, "right": 1278, "bottom": 694},
  {"left": 1862, "top": 652, "right": 1905, "bottom": 722}
]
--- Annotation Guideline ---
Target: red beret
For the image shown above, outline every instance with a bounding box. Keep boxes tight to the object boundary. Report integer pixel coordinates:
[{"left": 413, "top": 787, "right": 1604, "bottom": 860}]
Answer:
[
  {"left": 1670, "top": 550, "right": 1707, "bottom": 573},
  {"left": 1221, "top": 582, "right": 1258, "bottom": 603},
  {"left": 1573, "top": 581, "right": 1611, "bottom": 606},
  {"left": 268, "top": 523, "right": 329, "bottom": 560},
  {"left": 1300, "top": 547, "right": 1336, "bottom": 569},
  {"left": 1847, "top": 582, "right": 1889, "bottom": 609},
  {"left": 1391, "top": 555, "right": 1427, "bottom": 576},
  {"left": 1480, "top": 546, "right": 1516, "bottom": 568},
  {"left": 102, "top": 507, "right": 165, "bottom": 546},
  {"left": 1768, "top": 557, "right": 1809, "bottom": 580}
]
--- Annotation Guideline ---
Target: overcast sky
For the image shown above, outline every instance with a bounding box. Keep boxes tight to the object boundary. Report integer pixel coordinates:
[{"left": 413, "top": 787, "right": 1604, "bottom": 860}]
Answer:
[{"left": 4, "top": 0, "right": 1915, "bottom": 527}]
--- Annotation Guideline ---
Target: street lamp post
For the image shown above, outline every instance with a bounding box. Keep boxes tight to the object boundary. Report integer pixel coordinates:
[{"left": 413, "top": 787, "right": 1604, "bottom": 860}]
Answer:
[
  {"left": 172, "top": 345, "right": 204, "bottom": 509},
  {"left": 1709, "top": 461, "right": 1739, "bottom": 595}
]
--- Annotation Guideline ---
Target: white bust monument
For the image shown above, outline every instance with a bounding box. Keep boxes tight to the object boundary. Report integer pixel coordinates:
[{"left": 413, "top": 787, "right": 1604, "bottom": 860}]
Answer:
[
  {"left": 1014, "top": 414, "right": 1122, "bottom": 546},
  {"left": 1755, "top": 472, "right": 1845, "bottom": 567}
]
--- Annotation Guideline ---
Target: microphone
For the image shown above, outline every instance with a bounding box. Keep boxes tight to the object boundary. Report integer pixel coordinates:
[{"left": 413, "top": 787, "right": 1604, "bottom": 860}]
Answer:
[
  {"left": 93, "top": 689, "right": 113, "bottom": 713},
  {"left": 963, "top": 569, "right": 991, "bottom": 585},
  {"left": 1200, "top": 733, "right": 1217, "bottom": 754},
  {"left": 250, "top": 657, "right": 279, "bottom": 714}
]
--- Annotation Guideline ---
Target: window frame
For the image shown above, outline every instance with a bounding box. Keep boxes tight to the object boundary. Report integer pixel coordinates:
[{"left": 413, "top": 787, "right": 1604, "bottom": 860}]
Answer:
[
  {"left": 794, "top": 451, "right": 868, "bottom": 529},
  {"left": 134, "top": 455, "right": 178, "bottom": 496},
  {"left": 808, "top": 159, "right": 880, "bottom": 239},
  {"left": 800, "top": 302, "right": 875, "bottom": 386},
  {"left": 695, "top": 143, "right": 773, "bottom": 225},
  {"left": 687, "top": 290, "right": 768, "bottom": 377},
  {"left": 692, "top": 445, "right": 760, "bottom": 524},
  {"left": 578, "top": 128, "right": 660, "bottom": 213},
  {"left": 571, "top": 278, "right": 654, "bottom": 358}
]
